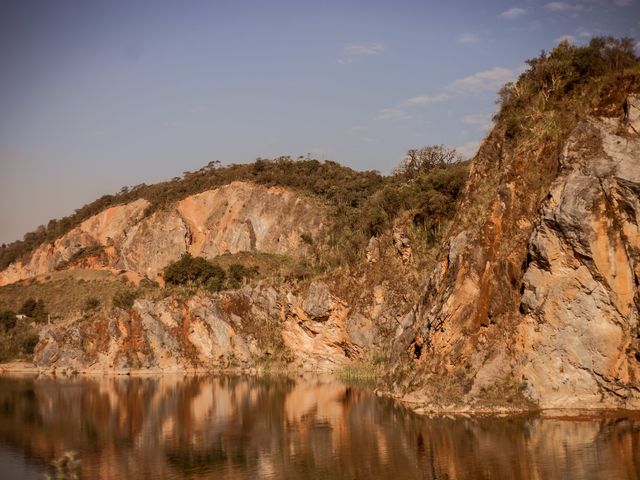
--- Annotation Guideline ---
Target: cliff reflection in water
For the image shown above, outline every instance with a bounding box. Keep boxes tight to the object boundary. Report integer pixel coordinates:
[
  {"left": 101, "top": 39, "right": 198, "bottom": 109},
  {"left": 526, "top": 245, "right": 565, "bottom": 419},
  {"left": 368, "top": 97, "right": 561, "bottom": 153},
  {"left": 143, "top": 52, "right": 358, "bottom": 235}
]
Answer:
[{"left": 0, "top": 375, "right": 639, "bottom": 480}]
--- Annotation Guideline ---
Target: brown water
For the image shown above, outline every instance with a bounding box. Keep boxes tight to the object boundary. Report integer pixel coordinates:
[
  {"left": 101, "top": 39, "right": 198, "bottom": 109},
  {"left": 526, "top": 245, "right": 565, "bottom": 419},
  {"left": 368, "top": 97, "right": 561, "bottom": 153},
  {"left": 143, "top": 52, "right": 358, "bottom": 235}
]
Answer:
[{"left": 0, "top": 375, "right": 639, "bottom": 480}]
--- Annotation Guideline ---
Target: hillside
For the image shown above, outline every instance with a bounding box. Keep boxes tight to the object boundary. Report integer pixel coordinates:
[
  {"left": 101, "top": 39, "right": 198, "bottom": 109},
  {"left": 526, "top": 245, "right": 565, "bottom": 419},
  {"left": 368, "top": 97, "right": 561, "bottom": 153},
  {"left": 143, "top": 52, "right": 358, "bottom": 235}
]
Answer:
[
  {"left": 0, "top": 182, "right": 328, "bottom": 286},
  {"left": 0, "top": 144, "right": 467, "bottom": 371},
  {"left": 1, "top": 37, "right": 639, "bottom": 412}
]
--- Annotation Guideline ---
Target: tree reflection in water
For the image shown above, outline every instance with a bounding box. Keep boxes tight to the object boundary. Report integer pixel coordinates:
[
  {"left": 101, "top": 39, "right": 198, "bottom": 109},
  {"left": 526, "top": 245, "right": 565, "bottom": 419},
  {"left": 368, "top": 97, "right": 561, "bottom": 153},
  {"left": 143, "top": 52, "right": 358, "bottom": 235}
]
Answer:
[{"left": 0, "top": 375, "right": 638, "bottom": 479}]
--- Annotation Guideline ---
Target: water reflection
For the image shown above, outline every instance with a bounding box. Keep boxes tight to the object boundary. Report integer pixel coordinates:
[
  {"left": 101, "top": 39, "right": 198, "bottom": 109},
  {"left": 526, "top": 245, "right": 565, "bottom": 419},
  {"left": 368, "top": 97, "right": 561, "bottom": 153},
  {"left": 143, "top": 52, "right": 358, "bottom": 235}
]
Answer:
[{"left": 0, "top": 375, "right": 638, "bottom": 479}]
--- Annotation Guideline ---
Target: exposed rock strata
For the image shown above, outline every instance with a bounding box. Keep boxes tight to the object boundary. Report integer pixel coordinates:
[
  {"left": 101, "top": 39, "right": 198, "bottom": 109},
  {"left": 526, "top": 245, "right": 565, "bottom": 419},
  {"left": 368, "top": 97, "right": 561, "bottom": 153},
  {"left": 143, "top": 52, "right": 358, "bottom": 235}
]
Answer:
[
  {"left": 400, "top": 97, "right": 640, "bottom": 409},
  {"left": 33, "top": 280, "right": 396, "bottom": 372},
  {"left": 515, "top": 117, "right": 640, "bottom": 408},
  {"left": 0, "top": 182, "right": 325, "bottom": 285}
]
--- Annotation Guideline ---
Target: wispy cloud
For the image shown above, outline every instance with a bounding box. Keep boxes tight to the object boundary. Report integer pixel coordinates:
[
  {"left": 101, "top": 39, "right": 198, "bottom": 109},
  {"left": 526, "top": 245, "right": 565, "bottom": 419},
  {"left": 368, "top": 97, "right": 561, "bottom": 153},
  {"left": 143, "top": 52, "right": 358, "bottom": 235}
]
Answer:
[
  {"left": 338, "top": 42, "right": 384, "bottom": 64},
  {"left": 446, "top": 67, "right": 515, "bottom": 95},
  {"left": 577, "top": 27, "right": 592, "bottom": 38},
  {"left": 376, "top": 108, "right": 410, "bottom": 121},
  {"left": 377, "top": 67, "right": 517, "bottom": 121},
  {"left": 462, "top": 114, "right": 493, "bottom": 130},
  {"left": 457, "top": 33, "right": 480, "bottom": 44},
  {"left": 498, "top": 7, "right": 527, "bottom": 20},
  {"left": 406, "top": 67, "right": 515, "bottom": 104},
  {"left": 545, "top": 2, "right": 583, "bottom": 12},
  {"left": 613, "top": 0, "right": 634, "bottom": 6},
  {"left": 401, "top": 93, "right": 451, "bottom": 107}
]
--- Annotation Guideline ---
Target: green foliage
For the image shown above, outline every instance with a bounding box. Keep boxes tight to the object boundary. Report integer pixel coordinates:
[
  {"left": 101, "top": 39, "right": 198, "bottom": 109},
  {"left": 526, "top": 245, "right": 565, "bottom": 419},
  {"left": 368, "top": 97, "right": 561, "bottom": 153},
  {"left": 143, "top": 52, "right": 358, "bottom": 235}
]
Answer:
[
  {"left": 18, "top": 298, "right": 47, "bottom": 323},
  {"left": 495, "top": 36, "right": 639, "bottom": 136},
  {"left": 0, "top": 158, "right": 385, "bottom": 271},
  {"left": 163, "top": 255, "right": 261, "bottom": 291},
  {"left": 0, "top": 310, "right": 16, "bottom": 332},
  {"left": 112, "top": 289, "right": 137, "bottom": 310},
  {"left": 84, "top": 297, "right": 100, "bottom": 311},
  {"left": 19, "top": 331, "right": 39, "bottom": 355},
  {"left": 0, "top": 317, "right": 39, "bottom": 362},
  {"left": 228, "top": 264, "right": 254, "bottom": 288},
  {"left": 0, "top": 146, "right": 470, "bottom": 271},
  {"left": 205, "top": 275, "right": 225, "bottom": 293},
  {"left": 393, "top": 145, "right": 460, "bottom": 178},
  {"left": 164, "top": 253, "right": 226, "bottom": 287},
  {"left": 363, "top": 204, "right": 388, "bottom": 237},
  {"left": 334, "top": 353, "right": 390, "bottom": 385}
]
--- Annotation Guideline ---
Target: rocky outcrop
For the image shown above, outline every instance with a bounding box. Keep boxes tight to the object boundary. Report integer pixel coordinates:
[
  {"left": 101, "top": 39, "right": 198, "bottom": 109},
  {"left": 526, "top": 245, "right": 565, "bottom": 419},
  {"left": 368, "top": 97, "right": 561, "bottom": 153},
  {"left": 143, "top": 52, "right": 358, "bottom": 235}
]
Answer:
[
  {"left": 0, "top": 199, "right": 150, "bottom": 285},
  {"left": 397, "top": 96, "right": 640, "bottom": 409},
  {"left": 0, "top": 182, "right": 326, "bottom": 285},
  {"left": 33, "top": 279, "right": 394, "bottom": 373},
  {"left": 392, "top": 217, "right": 413, "bottom": 264},
  {"left": 515, "top": 117, "right": 640, "bottom": 408}
]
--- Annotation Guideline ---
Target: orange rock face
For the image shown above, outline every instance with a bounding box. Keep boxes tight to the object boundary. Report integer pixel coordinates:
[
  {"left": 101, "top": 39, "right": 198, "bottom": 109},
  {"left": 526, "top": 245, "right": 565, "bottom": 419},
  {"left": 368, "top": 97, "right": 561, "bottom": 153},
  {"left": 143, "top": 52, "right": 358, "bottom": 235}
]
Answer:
[
  {"left": 0, "top": 182, "right": 326, "bottom": 285},
  {"left": 401, "top": 96, "right": 640, "bottom": 409}
]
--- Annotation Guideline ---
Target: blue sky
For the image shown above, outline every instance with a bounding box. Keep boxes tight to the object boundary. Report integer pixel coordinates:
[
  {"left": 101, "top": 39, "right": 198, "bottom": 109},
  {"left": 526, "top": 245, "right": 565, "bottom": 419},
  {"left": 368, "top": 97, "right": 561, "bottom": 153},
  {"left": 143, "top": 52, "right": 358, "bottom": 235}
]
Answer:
[{"left": 1, "top": 0, "right": 639, "bottom": 244}]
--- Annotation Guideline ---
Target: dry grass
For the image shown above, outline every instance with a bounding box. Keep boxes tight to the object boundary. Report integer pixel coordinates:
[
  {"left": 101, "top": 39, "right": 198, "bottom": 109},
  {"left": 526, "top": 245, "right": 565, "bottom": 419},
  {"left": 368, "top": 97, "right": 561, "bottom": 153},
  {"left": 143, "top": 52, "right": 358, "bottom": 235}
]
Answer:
[{"left": 0, "top": 270, "right": 130, "bottom": 321}]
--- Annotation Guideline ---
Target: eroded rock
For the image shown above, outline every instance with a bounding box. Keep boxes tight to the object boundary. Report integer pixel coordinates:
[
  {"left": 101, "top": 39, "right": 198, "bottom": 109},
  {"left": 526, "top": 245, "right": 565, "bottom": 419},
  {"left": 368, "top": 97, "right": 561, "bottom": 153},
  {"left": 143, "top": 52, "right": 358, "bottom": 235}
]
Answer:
[{"left": 0, "top": 182, "right": 326, "bottom": 285}]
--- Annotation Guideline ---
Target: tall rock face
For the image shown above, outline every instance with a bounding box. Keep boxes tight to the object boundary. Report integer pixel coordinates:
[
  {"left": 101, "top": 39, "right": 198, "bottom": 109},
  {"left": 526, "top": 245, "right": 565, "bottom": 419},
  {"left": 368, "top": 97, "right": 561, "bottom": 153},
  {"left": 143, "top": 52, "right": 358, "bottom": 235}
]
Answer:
[
  {"left": 399, "top": 97, "right": 640, "bottom": 409},
  {"left": 515, "top": 117, "right": 640, "bottom": 408},
  {"left": 0, "top": 182, "right": 326, "bottom": 285}
]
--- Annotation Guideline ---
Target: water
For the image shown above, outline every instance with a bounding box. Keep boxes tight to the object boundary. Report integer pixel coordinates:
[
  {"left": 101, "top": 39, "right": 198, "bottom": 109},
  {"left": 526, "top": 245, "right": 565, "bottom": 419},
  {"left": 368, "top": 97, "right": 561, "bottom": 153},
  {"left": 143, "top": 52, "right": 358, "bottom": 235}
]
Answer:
[{"left": 0, "top": 375, "right": 638, "bottom": 480}]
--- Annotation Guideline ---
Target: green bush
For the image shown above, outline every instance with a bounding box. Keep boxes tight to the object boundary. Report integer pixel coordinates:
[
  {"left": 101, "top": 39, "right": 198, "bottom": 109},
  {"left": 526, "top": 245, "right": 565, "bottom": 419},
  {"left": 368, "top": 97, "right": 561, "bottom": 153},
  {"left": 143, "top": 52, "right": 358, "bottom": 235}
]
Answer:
[
  {"left": 227, "top": 264, "right": 253, "bottom": 289},
  {"left": 19, "top": 298, "right": 47, "bottom": 323},
  {"left": 0, "top": 310, "right": 16, "bottom": 332},
  {"left": 205, "top": 275, "right": 225, "bottom": 292},
  {"left": 84, "top": 297, "right": 100, "bottom": 311},
  {"left": 495, "top": 36, "right": 639, "bottom": 130},
  {"left": 18, "top": 331, "right": 39, "bottom": 354},
  {"left": 0, "top": 319, "right": 39, "bottom": 362},
  {"left": 113, "top": 289, "right": 137, "bottom": 310},
  {"left": 163, "top": 253, "right": 226, "bottom": 286}
]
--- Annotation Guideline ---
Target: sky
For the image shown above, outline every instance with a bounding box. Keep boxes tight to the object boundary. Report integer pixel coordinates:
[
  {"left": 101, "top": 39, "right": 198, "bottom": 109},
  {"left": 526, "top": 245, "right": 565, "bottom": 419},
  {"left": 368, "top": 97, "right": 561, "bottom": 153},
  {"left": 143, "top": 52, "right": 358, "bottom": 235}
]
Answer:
[{"left": 1, "top": 0, "right": 639, "bottom": 244}]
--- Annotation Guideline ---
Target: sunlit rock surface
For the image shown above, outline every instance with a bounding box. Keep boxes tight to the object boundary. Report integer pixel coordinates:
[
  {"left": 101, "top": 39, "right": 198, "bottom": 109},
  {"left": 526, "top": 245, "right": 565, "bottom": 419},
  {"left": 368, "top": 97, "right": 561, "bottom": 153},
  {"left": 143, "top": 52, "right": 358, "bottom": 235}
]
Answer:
[
  {"left": 0, "top": 181, "right": 326, "bottom": 285},
  {"left": 402, "top": 96, "right": 640, "bottom": 409}
]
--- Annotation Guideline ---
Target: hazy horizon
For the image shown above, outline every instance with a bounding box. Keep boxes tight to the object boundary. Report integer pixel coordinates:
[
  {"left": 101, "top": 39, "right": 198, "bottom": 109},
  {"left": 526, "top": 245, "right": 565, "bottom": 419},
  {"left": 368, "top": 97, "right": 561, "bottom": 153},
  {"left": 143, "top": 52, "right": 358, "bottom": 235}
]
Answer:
[{"left": 2, "top": 0, "right": 639, "bottom": 244}]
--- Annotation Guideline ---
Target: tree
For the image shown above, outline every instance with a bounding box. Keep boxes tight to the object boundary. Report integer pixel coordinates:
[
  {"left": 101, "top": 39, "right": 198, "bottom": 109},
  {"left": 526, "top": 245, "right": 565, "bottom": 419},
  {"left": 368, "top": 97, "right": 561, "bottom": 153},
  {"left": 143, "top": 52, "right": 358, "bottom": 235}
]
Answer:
[
  {"left": 163, "top": 253, "right": 226, "bottom": 287},
  {"left": 19, "top": 298, "right": 47, "bottom": 323},
  {"left": 113, "top": 289, "right": 137, "bottom": 309},
  {"left": 0, "top": 310, "right": 16, "bottom": 332},
  {"left": 393, "top": 145, "right": 460, "bottom": 178}
]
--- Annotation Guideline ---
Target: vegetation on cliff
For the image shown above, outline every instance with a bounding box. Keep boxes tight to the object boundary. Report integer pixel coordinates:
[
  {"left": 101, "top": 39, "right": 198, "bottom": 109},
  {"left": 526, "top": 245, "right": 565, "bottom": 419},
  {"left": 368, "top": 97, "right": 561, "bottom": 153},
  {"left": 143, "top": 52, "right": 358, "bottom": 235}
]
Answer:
[
  {"left": 388, "top": 36, "right": 640, "bottom": 407},
  {"left": 0, "top": 150, "right": 468, "bottom": 272},
  {"left": 2, "top": 37, "right": 638, "bottom": 401},
  {"left": 163, "top": 253, "right": 257, "bottom": 291},
  {"left": 0, "top": 310, "right": 39, "bottom": 362}
]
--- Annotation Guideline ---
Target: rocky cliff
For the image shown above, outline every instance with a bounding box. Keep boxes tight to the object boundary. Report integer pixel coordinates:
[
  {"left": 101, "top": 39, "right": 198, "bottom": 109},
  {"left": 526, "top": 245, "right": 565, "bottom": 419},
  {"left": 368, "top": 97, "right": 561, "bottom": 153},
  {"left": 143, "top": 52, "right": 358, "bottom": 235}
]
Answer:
[
  {"left": 32, "top": 276, "right": 406, "bottom": 373},
  {"left": 4, "top": 44, "right": 640, "bottom": 413},
  {"left": 0, "top": 181, "right": 326, "bottom": 285},
  {"left": 394, "top": 96, "right": 640, "bottom": 410}
]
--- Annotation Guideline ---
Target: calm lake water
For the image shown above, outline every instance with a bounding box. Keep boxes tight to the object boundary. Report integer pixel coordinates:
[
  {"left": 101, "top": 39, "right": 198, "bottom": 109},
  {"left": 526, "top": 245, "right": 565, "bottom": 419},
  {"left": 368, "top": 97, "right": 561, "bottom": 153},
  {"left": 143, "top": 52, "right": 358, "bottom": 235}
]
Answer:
[{"left": 0, "top": 375, "right": 638, "bottom": 480}]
